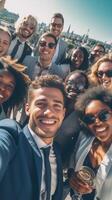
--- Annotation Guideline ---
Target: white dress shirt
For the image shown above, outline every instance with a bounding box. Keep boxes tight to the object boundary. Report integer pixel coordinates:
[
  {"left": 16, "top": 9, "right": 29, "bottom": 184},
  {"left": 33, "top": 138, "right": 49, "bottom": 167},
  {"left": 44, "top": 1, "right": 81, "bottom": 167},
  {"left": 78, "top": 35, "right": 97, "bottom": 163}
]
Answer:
[{"left": 8, "top": 37, "right": 25, "bottom": 60}]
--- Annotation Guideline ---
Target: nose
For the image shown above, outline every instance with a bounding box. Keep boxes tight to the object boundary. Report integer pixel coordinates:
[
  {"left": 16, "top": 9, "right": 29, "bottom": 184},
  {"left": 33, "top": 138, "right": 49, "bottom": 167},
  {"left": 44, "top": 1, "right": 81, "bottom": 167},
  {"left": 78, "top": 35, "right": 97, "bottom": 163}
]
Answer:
[
  {"left": 95, "top": 117, "right": 102, "bottom": 124},
  {"left": 102, "top": 73, "right": 108, "bottom": 79},
  {"left": 0, "top": 85, "right": 5, "bottom": 91},
  {"left": 44, "top": 106, "right": 54, "bottom": 116}
]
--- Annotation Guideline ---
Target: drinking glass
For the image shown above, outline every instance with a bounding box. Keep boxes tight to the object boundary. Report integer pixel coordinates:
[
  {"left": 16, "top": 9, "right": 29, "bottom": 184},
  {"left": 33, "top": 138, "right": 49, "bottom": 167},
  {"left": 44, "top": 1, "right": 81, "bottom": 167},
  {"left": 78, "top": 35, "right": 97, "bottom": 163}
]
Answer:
[{"left": 71, "top": 166, "right": 95, "bottom": 200}]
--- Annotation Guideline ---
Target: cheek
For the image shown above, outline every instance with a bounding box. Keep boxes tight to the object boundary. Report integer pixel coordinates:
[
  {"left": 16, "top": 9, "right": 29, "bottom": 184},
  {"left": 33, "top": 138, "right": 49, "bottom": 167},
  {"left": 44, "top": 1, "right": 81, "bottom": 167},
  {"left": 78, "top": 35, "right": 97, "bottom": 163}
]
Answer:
[
  {"left": 88, "top": 124, "right": 95, "bottom": 134},
  {"left": 80, "top": 57, "right": 84, "bottom": 63},
  {"left": 5, "top": 90, "right": 13, "bottom": 100}
]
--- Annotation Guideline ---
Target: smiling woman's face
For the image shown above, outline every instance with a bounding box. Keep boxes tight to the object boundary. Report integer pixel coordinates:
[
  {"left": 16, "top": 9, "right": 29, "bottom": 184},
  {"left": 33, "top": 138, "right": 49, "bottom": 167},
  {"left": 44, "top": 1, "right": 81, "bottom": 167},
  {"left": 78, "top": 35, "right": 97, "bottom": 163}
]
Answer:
[
  {"left": 65, "top": 73, "right": 87, "bottom": 99},
  {"left": 97, "top": 61, "right": 112, "bottom": 90},
  {"left": 0, "top": 70, "right": 15, "bottom": 104},
  {"left": 71, "top": 49, "right": 84, "bottom": 68},
  {"left": 84, "top": 100, "right": 112, "bottom": 145}
]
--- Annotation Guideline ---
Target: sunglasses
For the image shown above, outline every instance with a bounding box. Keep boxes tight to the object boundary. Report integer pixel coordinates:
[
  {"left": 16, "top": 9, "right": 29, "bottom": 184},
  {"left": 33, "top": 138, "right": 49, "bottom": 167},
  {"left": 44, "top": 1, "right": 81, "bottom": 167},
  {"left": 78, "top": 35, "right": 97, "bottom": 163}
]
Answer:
[
  {"left": 51, "top": 23, "right": 63, "bottom": 28},
  {"left": 39, "top": 41, "right": 56, "bottom": 49},
  {"left": 83, "top": 109, "right": 112, "bottom": 125},
  {"left": 96, "top": 70, "right": 112, "bottom": 78},
  {"left": 93, "top": 50, "right": 104, "bottom": 55}
]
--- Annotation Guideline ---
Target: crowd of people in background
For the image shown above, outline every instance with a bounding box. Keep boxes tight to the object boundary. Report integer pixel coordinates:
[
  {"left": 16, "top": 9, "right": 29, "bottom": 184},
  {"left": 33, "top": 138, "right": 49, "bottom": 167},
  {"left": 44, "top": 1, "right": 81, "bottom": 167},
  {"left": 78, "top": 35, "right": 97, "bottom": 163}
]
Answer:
[{"left": 0, "top": 11, "right": 112, "bottom": 200}]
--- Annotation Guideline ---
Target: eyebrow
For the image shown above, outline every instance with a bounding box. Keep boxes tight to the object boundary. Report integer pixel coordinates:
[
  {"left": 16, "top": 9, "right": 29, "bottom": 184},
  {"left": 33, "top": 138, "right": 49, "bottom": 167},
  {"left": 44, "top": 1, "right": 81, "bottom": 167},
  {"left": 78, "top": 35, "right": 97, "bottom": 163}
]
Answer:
[{"left": 36, "top": 98, "right": 64, "bottom": 105}]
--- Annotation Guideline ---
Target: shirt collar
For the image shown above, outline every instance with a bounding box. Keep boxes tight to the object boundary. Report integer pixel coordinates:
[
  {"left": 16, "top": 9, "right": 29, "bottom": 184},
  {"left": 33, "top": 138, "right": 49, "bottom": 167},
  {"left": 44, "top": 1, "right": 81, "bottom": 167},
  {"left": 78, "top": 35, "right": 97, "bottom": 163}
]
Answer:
[
  {"left": 16, "top": 36, "right": 25, "bottom": 44},
  {"left": 38, "top": 57, "right": 52, "bottom": 67}
]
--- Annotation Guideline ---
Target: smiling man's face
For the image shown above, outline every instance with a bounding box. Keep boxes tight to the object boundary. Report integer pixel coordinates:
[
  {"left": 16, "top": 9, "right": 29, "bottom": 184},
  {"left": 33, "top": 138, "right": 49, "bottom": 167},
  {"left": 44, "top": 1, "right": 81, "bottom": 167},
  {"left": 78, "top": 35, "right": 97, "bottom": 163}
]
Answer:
[{"left": 25, "top": 87, "right": 65, "bottom": 144}]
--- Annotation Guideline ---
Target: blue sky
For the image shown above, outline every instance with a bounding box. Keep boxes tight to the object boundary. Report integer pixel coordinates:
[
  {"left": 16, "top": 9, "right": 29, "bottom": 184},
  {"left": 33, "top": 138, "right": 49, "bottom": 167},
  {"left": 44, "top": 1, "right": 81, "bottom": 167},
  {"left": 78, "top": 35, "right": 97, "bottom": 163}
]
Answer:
[{"left": 5, "top": 0, "right": 112, "bottom": 42}]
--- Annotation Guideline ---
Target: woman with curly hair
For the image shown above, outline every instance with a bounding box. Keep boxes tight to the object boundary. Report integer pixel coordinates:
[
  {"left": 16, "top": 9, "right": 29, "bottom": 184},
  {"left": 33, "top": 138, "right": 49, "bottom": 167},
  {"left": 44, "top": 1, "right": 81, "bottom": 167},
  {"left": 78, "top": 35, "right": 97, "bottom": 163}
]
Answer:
[
  {"left": 0, "top": 57, "right": 30, "bottom": 120},
  {"left": 88, "top": 53, "right": 112, "bottom": 90},
  {"left": 67, "top": 86, "right": 112, "bottom": 200}
]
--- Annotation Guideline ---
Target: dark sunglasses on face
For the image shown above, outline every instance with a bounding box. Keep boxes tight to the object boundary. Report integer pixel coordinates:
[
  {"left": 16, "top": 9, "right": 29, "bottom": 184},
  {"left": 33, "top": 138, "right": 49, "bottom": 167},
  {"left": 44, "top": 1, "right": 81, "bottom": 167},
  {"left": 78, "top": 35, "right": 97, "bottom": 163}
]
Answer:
[
  {"left": 39, "top": 41, "right": 56, "bottom": 49},
  {"left": 96, "top": 70, "right": 112, "bottom": 78},
  {"left": 51, "top": 23, "right": 62, "bottom": 28},
  {"left": 83, "top": 109, "right": 112, "bottom": 125},
  {"left": 93, "top": 50, "right": 104, "bottom": 55}
]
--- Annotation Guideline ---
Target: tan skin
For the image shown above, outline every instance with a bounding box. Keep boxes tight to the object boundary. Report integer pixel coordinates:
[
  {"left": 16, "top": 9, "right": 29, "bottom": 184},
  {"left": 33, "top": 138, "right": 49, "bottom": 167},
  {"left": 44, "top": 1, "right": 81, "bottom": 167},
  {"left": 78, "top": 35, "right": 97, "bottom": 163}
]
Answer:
[
  {"left": 18, "top": 18, "right": 36, "bottom": 42},
  {"left": 50, "top": 17, "right": 63, "bottom": 38},
  {"left": 0, "top": 30, "right": 10, "bottom": 57},
  {"left": 91, "top": 45, "right": 105, "bottom": 63},
  {"left": 25, "top": 87, "right": 65, "bottom": 144},
  {"left": 98, "top": 61, "right": 112, "bottom": 90},
  {"left": 69, "top": 100, "right": 112, "bottom": 194},
  {"left": 39, "top": 36, "right": 56, "bottom": 67}
]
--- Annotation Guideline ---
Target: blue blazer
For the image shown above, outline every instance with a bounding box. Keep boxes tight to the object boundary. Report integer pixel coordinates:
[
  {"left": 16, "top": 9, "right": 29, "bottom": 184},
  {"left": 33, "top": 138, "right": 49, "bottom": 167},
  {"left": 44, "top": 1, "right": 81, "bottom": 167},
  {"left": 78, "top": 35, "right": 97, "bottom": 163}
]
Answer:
[{"left": 0, "top": 119, "right": 63, "bottom": 200}]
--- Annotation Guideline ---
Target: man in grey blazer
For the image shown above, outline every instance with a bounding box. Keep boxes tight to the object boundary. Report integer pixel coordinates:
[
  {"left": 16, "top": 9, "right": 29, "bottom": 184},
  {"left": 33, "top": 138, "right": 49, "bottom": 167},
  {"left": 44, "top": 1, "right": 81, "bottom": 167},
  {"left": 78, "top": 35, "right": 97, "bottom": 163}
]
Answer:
[
  {"left": 49, "top": 13, "right": 68, "bottom": 64},
  {"left": 23, "top": 32, "right": 70, "bottom": 80}
]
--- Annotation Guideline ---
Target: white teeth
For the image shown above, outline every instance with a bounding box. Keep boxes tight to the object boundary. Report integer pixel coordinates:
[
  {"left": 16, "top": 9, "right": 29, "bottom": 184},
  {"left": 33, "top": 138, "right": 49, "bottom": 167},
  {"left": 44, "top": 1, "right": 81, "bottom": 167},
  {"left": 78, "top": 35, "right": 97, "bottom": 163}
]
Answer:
[
  {"left": 0, "top": 94, "right": 3, "bottom": 99},
  {"left": 40, "top": 119, "right": 56, "bottom": 124},
  {"left": 102, "top": 81, "right": 110, "bottom": 87},
  {"left": 96, "top": 127, "right": 106, "bottom": 132},
  {"left": 43, "top": 51, "right": 49, "bottom": 54},
  {"left": 24, "top": 30, "right": 29, "bottom": 35}
]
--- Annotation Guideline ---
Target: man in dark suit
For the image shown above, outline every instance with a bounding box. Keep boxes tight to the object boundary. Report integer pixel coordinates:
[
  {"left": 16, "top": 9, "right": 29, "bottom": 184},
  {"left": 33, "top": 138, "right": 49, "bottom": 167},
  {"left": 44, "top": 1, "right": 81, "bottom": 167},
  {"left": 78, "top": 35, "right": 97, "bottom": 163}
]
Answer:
[
  {"left": 0, "top": 74, "right": 66, "bottom": 200},
  {"left": 8, "top": 14, "right": 37, "bottom": 63},
  {"left": 49, "top": 13, "right": 68, "bottom": 64}
]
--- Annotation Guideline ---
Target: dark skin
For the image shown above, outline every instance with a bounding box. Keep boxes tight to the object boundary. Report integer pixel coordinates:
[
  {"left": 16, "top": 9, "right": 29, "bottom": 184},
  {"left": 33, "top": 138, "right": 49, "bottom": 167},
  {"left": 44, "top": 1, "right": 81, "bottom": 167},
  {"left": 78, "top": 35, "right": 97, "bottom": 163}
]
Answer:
[{"left": 69, "top": 100, "right": 112, "bottom": 195}]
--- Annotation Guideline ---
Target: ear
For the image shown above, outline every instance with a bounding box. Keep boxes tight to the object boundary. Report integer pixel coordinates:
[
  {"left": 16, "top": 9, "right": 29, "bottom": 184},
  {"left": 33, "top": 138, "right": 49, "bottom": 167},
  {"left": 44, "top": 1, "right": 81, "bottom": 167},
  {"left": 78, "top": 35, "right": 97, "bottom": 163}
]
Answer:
[
  {"left": 62, "top": 107, "right": 66, "bottom": 120},
  {"left": 25, "top": 103, "right": 30, "bottom": 116}
]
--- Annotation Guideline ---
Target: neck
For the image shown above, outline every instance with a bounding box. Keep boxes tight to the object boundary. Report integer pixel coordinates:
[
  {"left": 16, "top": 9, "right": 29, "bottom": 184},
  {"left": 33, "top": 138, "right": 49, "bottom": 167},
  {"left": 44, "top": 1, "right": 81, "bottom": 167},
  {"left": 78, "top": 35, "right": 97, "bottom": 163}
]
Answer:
[
  {"left": 42, "top": 138, "right": 53, "bottom": 145},
  {"left": 39, "top": 59, "right": 51, "bottom": 68},
  {"left": 17, "top": 33, "right": 27, "bottom": 42},
  {"left": 93, "top": 138, "right": 111, "bottom": 152}
]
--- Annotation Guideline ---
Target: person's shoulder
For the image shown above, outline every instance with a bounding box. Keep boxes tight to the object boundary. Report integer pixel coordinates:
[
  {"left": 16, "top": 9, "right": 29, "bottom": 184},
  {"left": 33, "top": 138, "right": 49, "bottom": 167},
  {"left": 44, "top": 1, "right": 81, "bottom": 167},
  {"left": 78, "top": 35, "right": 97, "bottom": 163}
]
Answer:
[
  {"left": 0, "top": 119, "right": 22, "bottom": 139},
  {"left": 57, "top": 63, "right": 70, "bottom": 73},
  {"left": 59, "top": 38, "right": 68, "bottom": 46},
  {"left": 53, "top": 140, "right": 61, "bottom": 151},
  {"left": 23, "top": 55, "right": 37, "bottom": 66}
]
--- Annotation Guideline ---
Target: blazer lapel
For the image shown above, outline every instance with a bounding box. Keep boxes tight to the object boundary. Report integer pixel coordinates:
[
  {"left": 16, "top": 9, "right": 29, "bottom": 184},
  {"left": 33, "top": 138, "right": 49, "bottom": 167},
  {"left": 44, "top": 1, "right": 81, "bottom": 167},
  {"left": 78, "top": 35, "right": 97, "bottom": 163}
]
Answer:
[
  {"left": 96, "top": 143, "right": 112, "bottom": 196},
  {"left": 53, "top": 142, "right": 63, "bottom": 199},
  {"left": 23, "top": 125, "right": 42, "bottom": 198}
]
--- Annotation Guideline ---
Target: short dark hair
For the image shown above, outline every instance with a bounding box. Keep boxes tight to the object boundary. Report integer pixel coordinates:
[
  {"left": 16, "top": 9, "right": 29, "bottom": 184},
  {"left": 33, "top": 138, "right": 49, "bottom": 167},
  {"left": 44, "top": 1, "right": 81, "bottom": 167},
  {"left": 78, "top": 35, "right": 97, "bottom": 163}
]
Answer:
[
  {"left": 28, "top": 74, "right": 66, "bottom": 105},
  {"left": 75, "top": 86, "right": 112, "bottom": 117},
  {"left": 93, "top": 43, "right": 105, "bottom": 53},
  {"left": 39, "top": 32, "right": 58, "bottom": 46},
  {"left": 52, "top": 13, "right": 64, "bottom": 25}
]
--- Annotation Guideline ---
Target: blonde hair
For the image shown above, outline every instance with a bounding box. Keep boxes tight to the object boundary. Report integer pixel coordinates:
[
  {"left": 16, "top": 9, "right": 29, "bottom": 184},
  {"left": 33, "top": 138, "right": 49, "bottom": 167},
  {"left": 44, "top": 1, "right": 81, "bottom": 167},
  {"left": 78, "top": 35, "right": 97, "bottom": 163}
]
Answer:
[
  {"left": 88, "top": 53, "right": 112, "bottom": 85},
  {"left": 16, "top": 15, "right": 38, "bottom": 35}
]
